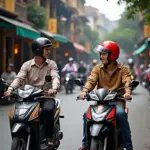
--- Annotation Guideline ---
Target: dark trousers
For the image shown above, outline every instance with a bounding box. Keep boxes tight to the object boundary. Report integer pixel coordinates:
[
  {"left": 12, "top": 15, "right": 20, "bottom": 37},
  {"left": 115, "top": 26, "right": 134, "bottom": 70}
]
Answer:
[{"left": 41, "top": 99, "right": 55, "bottom": 139}]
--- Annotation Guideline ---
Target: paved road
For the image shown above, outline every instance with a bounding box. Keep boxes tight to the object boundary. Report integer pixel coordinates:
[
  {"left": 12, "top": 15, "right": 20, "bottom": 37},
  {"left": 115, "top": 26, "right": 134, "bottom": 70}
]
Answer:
[{"left": 0, "top": 85, "right": 150, "bottom": 150}]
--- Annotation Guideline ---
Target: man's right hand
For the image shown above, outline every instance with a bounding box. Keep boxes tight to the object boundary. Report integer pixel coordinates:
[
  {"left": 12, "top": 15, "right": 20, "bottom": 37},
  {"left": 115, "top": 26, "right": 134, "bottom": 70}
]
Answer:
[
  {"left": 4, "top": 90, "right": 12, "bottom": 96},
  {"left": 79, "top": 92, "right": 87, "bottom": 100}
]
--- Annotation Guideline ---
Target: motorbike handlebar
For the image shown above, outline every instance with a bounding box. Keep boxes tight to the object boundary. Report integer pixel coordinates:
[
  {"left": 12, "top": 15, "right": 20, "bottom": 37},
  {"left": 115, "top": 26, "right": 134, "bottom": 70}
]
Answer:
[
  {"left": 2, "top": 90, "right": 56, "bottom": 102},
  {"left": 76, "top": 94, "right": 131, "bottom": 102}
]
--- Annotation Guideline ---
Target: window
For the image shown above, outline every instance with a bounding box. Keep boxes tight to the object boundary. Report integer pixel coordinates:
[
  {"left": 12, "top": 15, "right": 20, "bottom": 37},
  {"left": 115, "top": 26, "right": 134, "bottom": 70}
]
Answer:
[{"left": 40, "top": 0, "right": 45, "bottom": 7}]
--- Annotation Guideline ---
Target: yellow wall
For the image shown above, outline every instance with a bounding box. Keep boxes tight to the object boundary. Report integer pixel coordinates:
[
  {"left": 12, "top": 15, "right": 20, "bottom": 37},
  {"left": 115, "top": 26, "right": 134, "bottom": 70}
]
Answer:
[{"left": 5, "top": 0, "right": 15, "bottom": 12}]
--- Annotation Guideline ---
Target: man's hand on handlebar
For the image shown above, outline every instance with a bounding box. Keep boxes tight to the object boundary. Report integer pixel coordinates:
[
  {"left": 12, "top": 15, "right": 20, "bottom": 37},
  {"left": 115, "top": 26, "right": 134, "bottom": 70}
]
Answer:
[
  {"left": 4, "top": 90, "right": 12, "bottom": 97},
  {"left": 123, "top": 92, "right": 132, "bottom": 100},
  {"left": 79, "top": 92, "right": 87, "bottom": 100},
  {"left": 48, "top": 89, "right": 57, "bottom": 95}
]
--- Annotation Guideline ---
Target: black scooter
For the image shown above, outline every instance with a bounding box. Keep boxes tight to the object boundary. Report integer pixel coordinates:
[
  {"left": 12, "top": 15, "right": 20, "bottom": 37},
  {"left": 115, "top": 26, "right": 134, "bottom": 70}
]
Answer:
[
  {"left": 7, "top": 85, "right": 64, "bottom": 150},
  {"left": 64, "top": 71, "right": 74, "bottom": 94},
  {"left": 75, "top": 79, "right": 139, "bottom": 150}
]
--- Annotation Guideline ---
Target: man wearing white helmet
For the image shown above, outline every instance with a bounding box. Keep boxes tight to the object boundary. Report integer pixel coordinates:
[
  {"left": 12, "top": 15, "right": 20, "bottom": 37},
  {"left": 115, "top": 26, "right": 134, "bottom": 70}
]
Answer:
[{"left": 127, "top": 58, "right": 138, "bottom": 80}]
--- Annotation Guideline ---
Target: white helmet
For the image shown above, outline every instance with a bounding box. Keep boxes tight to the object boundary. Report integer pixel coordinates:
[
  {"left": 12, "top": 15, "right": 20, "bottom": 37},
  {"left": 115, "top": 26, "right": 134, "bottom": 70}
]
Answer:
[{"left": 127, "top": 58, "right": 134, "bottom": 65}]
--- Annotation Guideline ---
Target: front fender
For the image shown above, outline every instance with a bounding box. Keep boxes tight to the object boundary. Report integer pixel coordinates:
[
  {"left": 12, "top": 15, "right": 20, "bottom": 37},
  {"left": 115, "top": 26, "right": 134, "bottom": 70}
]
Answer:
[
  {"left": 11, "top": 123, "right": 29, "bottom": 134},
  {"left": 90, "top": 124, "right": 108, "bottom": 136}
]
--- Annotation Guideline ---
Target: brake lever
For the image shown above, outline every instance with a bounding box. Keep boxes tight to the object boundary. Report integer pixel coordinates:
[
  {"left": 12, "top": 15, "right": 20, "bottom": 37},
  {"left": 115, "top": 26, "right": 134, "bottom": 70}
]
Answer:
[
  {"left": 1, "top": 94, "right": 11, "bottom": 99},
  {"left": 76, "top": 96, "right": 89, "bottom": 101},
  {"left": 117, "top": 96, "right": 132, "bottom": 102}
]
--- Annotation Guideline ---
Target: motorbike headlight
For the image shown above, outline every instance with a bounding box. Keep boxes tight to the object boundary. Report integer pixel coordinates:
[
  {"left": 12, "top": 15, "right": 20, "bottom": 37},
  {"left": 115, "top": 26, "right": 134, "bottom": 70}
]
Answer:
[
  {"left": 15, "top": 109, "right": 28, "bottom": 116},
  {"left": 92, "top": 111, "right": 107, "bottom": 122},
  {"left": 104, "top": 94, "right": 116, "bottom": 101},
  {"left": 65, "top": 77, "right": 69, "bottom": 81}
]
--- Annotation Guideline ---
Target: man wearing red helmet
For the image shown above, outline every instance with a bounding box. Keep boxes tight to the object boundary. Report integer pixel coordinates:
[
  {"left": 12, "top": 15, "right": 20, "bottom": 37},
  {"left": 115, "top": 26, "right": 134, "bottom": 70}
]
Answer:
[{"left": 78, "top": 41, "right": 133, "bottom": 150}]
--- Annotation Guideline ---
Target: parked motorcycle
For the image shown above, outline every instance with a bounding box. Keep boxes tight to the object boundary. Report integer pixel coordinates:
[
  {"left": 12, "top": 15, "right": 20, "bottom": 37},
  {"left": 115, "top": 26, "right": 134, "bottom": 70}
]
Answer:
[
  {"left": 64, "top": 71, "right": 74, "bottom": 94},
  {"left": 75, "top": 79, "right": 139, "bottom": 150},
  {"left": 0, "top": 78, "right": 11, "bottom": 105},
  {"left": 7, "top": 85, "right": 64, "bottom": 150}
]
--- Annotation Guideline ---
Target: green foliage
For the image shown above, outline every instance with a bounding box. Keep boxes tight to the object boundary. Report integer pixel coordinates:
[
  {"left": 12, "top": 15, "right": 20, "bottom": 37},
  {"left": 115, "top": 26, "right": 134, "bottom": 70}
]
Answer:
[
  {"left": 79, "top": 25, "right": 100, "bottom": 59},
  {"left": 104, "top": 11, "right": 140, "bottom": 53},
  {"left": 107, "top": 0, "right": 150, "bottom": 24},
  {"left": 27, "top": 2, "right": 47, "bottom": 29}
]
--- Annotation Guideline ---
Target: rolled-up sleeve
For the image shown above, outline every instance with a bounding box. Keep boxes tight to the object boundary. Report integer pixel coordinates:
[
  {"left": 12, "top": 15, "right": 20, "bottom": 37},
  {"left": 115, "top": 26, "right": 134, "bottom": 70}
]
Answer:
[
  {"left": 50, "top": 61, "right": 60, "bottom": 90},
  {"left": 83, "top": 65, "right": 99, "bottom": 92},
  {"left": 10, "top": 62, "right": 28, "bottom": 89}
]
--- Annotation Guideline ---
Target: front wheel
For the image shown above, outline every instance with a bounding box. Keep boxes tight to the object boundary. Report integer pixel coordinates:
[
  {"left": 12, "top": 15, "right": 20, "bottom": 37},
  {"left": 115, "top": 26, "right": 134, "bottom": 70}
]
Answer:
[
  {"left": 11, "top": 136, "right": 27, "bottom": 150},
  {"left": 90, "top": 137, "right": 103, "bottom": 150}
]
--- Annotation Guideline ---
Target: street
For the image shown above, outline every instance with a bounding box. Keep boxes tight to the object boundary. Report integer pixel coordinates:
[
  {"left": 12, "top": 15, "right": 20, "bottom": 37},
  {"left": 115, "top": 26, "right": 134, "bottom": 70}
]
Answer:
[{"left": 0, "top": 85, "right": 150, "bottom": 150}]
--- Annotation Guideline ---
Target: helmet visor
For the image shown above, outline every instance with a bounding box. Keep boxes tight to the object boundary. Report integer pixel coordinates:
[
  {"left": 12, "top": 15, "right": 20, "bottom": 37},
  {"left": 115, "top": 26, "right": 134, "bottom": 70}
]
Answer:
[{"left": 94, "top": 45, "right": 107, "bottom": 53}]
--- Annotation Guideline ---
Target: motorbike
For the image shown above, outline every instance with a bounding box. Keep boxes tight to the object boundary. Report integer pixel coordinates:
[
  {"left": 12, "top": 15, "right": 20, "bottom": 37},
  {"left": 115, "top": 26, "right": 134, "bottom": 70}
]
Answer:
[
  {"left": 7, "top": 85, "right": 64, "bottom": 150},
  {"left": 141, "top": 75, "right": 149, "bottom": 88},
  {"left": 75, "top": 79, "right": 139, "bottom": 150},
  {"left": 78, "top": 73, "right": 86, "bottom": 89},
  {"left": 64, "top": 71, "right": 74, "bottom": 94},
  {"left": 0, "top": 78, "right": 11, "bottom": 105},
  {"left": 141, "top": 73, "right": 150, "bottom": 93}
]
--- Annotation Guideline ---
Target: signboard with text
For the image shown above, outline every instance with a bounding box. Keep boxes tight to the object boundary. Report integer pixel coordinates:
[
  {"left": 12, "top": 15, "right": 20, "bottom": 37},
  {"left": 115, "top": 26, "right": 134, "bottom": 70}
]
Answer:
[
  {"left": 48, "top": 18, "right": 57, "bottom": 33},
  {"left": 144, "top": 25, "right": 150, "bottom": 38}
]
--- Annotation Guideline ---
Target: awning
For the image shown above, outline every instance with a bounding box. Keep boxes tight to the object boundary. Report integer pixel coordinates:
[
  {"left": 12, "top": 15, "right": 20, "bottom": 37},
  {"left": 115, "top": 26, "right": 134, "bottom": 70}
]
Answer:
[
  {"left": 73, "top": 42, "right": 86, "bottom": 52},
  {"left": 40, "top": 30, "right": 69, "bottom": 43},
  {"left": 133, "top": 41, "right": 149, "bottom": 55},
  {"left": 0, "top": 15, "right": 40, "bottom": 39}
]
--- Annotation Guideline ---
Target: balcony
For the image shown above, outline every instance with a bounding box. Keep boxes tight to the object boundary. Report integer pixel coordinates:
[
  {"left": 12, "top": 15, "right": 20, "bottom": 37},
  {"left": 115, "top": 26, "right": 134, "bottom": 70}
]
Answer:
[{"left": 15, "top": 2, "right": 27, "bottom": 20}]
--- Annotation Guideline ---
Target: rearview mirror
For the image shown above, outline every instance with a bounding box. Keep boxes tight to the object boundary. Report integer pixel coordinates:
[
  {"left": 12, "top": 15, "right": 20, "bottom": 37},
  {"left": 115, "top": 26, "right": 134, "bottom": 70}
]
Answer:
[
  {"left": 0, "top": 78, "right": 5, "bottom": 83},
  {"left": 129, "top": 80, "right": 139, "bottom": 88},
  {"left": 117, "top": 80, "right": 139, "bottom": 92},
  {"left": 75, "top": 79, "right": 84, "bottom": 86}
]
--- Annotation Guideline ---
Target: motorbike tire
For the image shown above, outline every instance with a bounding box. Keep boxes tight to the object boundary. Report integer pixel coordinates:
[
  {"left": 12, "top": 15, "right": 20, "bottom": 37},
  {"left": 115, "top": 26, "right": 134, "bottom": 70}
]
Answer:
[
  {"left": 90, "top": 137, "right": 103, "bottom": 150},
  {"left": 11, "top": 136, "right": 27, "bottom": 150},
  {"left": 65, "top": 85, "right": 68, "bottom": 94},
  {"left": 65, "top": 88, "right": 68, "bottom": 94}
]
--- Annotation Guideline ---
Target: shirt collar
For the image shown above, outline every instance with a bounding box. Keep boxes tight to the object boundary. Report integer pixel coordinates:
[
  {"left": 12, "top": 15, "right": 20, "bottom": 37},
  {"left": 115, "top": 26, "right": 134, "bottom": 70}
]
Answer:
[
  {"left": 31, "top": 58, "right": 49, "bottom": 66},
  {"left": 100, "top": 62, "right": 122, "bottom": 69}
]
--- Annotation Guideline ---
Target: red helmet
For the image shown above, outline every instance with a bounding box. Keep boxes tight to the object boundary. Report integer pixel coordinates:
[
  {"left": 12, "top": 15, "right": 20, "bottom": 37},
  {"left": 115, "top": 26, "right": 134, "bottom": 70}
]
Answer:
[{"left": 94, "top": 41, "right": 120, "bottom": 61}]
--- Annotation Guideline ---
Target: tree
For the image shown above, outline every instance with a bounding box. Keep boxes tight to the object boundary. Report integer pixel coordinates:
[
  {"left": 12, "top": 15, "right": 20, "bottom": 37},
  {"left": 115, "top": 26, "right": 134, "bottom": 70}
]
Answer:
[
  {"left": 79, "top": 25, "right": 100, "bottom": 59},
  {"left": 107, "top": 0, "right": 150, "bottom": 24},
  {"left": 27, "top": 2, "right": 47, "bottom": 29},
  {"left": 104, "top": 11, "right": 140, "bottom": 53}
]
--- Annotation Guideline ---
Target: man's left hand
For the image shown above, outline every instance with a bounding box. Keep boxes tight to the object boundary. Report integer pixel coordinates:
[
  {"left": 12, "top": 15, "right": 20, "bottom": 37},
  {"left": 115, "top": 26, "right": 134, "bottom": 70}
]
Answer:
[
  {"left": 48, "top": 89, "right": 57, "bottom": 95},
  {"left": 124, "top": 93, "right": 132, "bottom": 100}
]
